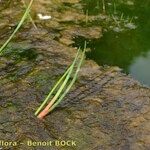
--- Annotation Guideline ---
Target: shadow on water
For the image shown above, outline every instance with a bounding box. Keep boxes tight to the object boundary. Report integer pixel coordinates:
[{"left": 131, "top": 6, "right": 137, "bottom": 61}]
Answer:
[{"left": 76, "top": 0, "right": 150, "bottom": 86}]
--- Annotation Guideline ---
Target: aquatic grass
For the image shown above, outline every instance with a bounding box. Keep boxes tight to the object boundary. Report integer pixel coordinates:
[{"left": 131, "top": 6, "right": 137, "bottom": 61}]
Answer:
[
  {"left": 36, "top": 42, "right": 86, "bottom": 119},
  {"left": 113, "top": 1, "right": 117, "bottom": 14},
  {"left": 47, "top": 42, "right": 86, "bottom": 114},
  {"left": 35, "top": 48, "right": 81, "bottom": 116},
  {"left": 102, "top": 0, "right": 106, "bottom": 13},
  {"left": 21, "top": 0, "right": 37, "bottom": 29},
  {"left": 36, "top": 48, "right": 82, "bottom": 119},
  {"left": 112, "top": 14, "right": 120, "bottom": 27},
  {"left": 0, "top": 0, "right": 34, "bottom": 55},
  {"left": 120, "top": 13, "right": 124, "bottom": 21},
  {"left": 129, "top": 17, "right": 134, "bottom": 23},
  {"left": 34, "top": 66, "right": 71, "bottom": 116}
]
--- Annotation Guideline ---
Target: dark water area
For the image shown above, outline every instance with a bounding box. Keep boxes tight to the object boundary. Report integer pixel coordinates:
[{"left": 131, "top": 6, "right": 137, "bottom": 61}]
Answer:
[{"left": 80, "top": 0, "right": 150, "bottom": 86}]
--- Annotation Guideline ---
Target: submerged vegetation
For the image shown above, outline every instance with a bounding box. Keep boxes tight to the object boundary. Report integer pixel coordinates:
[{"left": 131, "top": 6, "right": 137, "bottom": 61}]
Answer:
[
  {"left": 83, "top": 0, "right": 137, "bottom": 32},
  {"left": 81, "top": 0, "right": 150, "bottom": 86}
]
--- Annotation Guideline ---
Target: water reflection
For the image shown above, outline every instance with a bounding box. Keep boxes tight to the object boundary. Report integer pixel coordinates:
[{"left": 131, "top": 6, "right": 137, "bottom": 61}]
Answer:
[{"left": 129, "top": 51, "right": 150, "bottom": 85}]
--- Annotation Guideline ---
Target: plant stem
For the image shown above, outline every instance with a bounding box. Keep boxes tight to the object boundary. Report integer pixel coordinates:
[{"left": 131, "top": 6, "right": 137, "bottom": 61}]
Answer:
[
  {"left": 21, "top": 0, "right": 37, "bottom": 29},
  {"left": 48, "top": 42, "right": 86, "bottom": 114},
  {"left": 38, "top": 42, "right": 87, "bottom": 119},
  {"left": 102, "top": 0, "right": 106, "bottom": 13},
  {"left": 37, "top": 48, "right": 81, "bottom": 118},
  {"left": 113, "top": 1, "right": 117, "bottom": 14},
  {"left": 0, "top": 0, "right": 34, "bottom": 55},
  {"left": 35, "top": 66, "right": 71, "bottom": 116},
  {"left": 112, "top": 14, "right": 120, "bottom": 27}
]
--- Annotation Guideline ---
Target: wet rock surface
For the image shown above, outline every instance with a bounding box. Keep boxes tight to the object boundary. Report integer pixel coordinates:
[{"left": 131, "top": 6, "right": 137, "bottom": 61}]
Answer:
[{"left": 0, "top": 1, "right": 150, "bottom": 150}]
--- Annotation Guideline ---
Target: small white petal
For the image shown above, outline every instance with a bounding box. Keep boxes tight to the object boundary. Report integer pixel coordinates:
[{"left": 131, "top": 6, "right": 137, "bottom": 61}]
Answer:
[{"left": 38, "top": 13, "right": 52, "bottom": 20}]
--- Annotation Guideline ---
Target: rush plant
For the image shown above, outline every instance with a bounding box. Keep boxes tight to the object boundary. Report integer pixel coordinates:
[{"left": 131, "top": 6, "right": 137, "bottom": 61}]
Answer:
[
  {"left": 0, "top": 0, "right": 34, "bottom": 55},
  {"left": 35, "top": 42, "right": 87, "bottom": 119}
]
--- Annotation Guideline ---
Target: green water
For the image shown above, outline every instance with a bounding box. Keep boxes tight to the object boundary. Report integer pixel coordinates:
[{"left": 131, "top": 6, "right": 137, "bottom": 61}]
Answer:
[{"left": 81, "top": 0, "right": 150, "bottom": 86}]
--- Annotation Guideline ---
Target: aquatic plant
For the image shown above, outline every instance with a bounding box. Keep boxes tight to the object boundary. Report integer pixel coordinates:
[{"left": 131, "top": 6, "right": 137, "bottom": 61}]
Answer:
[
  {"left": 35, "top": 48, "right": 80, "bottom": 116},
  {"left": 35, "top": 42, "right": 87, "bottom": 119},
  {"left": 82, "top": 0, "right": 137, "bottom": 32},
  {"left": 21, "top": 0, "right": 37, "bottom": 29},
  {"left": 0, "top": 0, "right": 34, "bottom": 55},
  {"left": 102, "top": 0, "right": 106, "bottom": 13}
]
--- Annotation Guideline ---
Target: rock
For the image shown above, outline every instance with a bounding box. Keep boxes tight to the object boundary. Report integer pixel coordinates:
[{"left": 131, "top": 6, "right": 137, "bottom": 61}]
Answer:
[
  {"left": 0, "top": 0, "right": 150, "bottom": 150},
  {"left": 59, "top": 26, "right": 102, "bottom": 45}
]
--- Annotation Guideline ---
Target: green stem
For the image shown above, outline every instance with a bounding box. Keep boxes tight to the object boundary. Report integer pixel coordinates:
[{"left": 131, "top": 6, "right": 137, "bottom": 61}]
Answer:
[
  {"left": 35, "top": 48, "right": 81, "bottom": 116},
  {"left": 48, "top": 42, "right": 86, "bottom": 113},
  {"left": 21, "top": 0, "right": 37, "bottom": 29},
  {"left": 0, "top": 0, "right": 34, "bottom": 55},
  {"left": 35, "top": 66, "right": 70, "bottom": 115}
]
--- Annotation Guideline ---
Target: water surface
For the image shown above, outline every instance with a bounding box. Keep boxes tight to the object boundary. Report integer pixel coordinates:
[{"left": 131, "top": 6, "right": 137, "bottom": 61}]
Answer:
[{"left": 81, "top": 0, "right": 150, "bottom": 86}]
